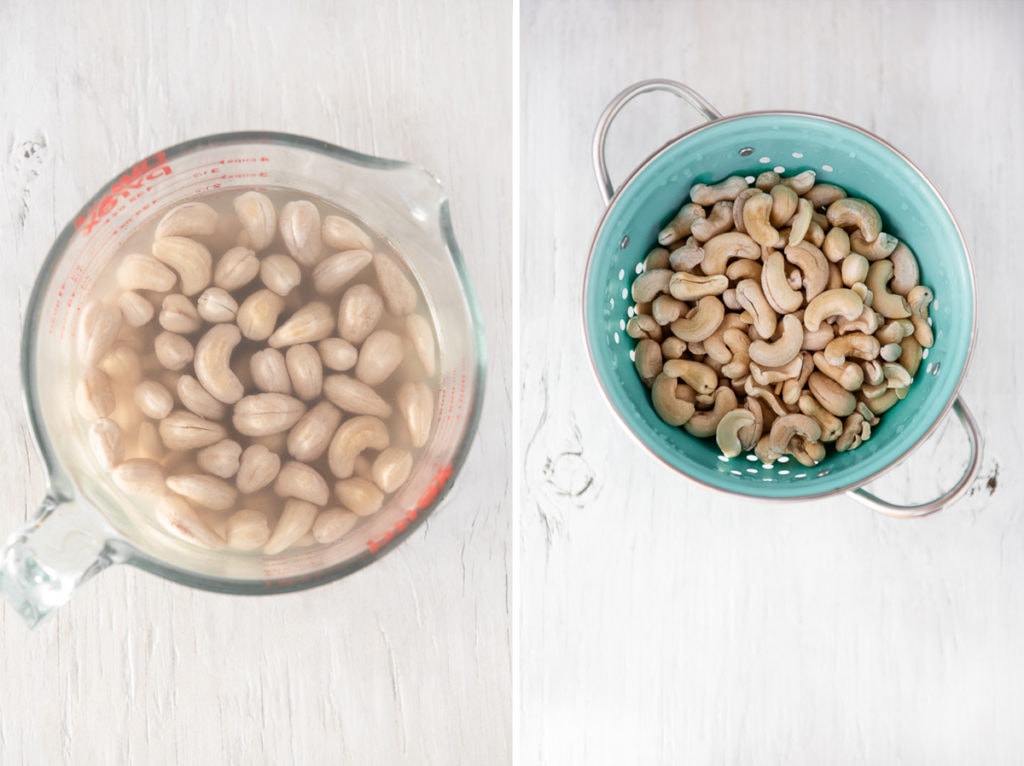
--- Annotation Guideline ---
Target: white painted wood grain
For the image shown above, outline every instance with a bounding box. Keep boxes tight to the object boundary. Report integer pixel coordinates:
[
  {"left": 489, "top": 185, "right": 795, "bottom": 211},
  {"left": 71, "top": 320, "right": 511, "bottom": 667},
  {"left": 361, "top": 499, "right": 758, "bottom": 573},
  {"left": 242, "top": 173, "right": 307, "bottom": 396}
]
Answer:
[
  {"left": 0, "top": 0, "right": 511, "bottom": 764},
  {"left": 521, "top": 0, "right": 1024, "bottom": 764}
]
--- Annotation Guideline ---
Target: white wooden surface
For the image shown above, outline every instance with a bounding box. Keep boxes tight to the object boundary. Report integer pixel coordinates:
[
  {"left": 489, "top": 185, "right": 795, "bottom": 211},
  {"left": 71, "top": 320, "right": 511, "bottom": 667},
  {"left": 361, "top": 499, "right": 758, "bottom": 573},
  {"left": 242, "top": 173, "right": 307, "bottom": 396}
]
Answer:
[
  {"left": 0, "top": 1, "right": 511, "bottom": 764},
  {"left": 521, "top": 1, "right": 1024, "bottom": 764}
]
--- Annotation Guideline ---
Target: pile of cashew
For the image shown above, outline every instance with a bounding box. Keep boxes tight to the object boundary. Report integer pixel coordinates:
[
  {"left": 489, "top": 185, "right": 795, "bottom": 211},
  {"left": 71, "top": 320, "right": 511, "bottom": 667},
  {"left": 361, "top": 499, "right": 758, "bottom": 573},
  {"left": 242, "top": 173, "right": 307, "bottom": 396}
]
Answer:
[
  {"left": 630, "top": 170, "right": 934, "bottom": 467},
  {"left": 74, "top": 193, "right": 437, "bottom": 553}
]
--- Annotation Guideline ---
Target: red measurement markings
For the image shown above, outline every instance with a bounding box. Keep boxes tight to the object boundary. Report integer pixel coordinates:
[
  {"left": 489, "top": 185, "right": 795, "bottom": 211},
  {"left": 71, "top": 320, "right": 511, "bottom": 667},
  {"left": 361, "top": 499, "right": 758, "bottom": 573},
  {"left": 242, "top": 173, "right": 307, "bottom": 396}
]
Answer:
[
  {"left": 75, "top": 151, "right": 171, "bottom": 235},
  {"left": 366, "top": 463, "right": 454, "bottom": 554}
]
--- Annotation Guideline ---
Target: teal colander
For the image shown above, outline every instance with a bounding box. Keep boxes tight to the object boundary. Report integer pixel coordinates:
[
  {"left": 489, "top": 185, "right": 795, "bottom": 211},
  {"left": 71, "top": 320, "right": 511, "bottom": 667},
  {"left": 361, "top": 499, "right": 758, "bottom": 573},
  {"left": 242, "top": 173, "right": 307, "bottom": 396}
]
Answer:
[{"left": 583, "top": 80, "right": 981, "bottom": 517}]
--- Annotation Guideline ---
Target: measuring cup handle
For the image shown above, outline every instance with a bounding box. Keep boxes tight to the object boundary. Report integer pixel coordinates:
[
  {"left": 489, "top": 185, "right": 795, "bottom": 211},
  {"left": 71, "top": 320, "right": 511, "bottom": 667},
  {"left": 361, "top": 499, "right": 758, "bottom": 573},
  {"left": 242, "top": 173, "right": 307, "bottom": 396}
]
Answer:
[
  {"left": 0, "top": 494, "right": 114, "bottom": 627},
  {"left": 847, "top": 398, "right": 983, "bottom": 518},
  {"left": 592, "top": 79, "right": 723, "bottom": 206}
]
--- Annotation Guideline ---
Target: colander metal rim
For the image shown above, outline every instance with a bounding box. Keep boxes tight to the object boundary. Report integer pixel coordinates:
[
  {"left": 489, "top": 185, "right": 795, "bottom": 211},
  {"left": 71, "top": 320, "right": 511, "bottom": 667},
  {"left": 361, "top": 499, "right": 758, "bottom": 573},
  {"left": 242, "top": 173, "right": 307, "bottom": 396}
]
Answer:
[{"left": 582, "top": 109, "right": 978, "bottom": 502}]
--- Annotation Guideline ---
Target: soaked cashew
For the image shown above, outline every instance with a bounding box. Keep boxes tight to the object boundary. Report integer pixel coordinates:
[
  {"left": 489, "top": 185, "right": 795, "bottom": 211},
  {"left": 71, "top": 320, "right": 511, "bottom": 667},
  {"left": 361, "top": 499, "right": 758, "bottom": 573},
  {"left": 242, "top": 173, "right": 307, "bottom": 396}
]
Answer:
[{"left": 630, "top": 171, "right": 934, "bottom": 465}]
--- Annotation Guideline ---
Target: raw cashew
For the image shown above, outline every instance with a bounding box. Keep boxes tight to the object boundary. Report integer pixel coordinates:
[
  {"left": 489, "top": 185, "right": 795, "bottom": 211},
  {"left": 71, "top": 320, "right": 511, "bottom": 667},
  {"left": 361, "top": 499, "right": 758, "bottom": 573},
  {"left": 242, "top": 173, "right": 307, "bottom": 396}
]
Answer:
[
  {"left": 803, "top": 289, "right": 863, "bottom": 332},
  {"left": 268, "top": 302, "right": 335, "bottom": 348},
  {"left": 662, "top": 359, "right": 717, "bottom": 395},
  {"left": 260, "top": 254, "right": 302, "bottom": 296},
  {"left": 279, "top": 200, "right": 323, "bottom": 267},
  {"left": 233, "top": 191, "right": 277, "bottom": 251},
  {"left": 111, "top": 458, "right": 165, "bottom": 495},
  {"left": 808, "top": 372, "right": 857, "bottom": 417},
  {"left": 631, "top": 269, "right": 672, "bottom": 303},
  {"left": 907, "top": 285, "right": 934, "bottom": 348},
  {"left": 734, "top": 279, "right": 777, "bottom": 340},
  {"left": 119, "top": 291, "right": 155, "bottom": 327},
  {"left": 850, "top": 230, "right": 898, "bottom": 260},
  {"left": 77, "top": 301, "right": 122, "bottom": 366},
  {"left": 781, "top": 170, "right": 816, "bottom": 195},
  {"left": 159, "top": 410, "right": 228, "bottom": 450},
  {"left": 749, "top": 314, "right": 803, "bottom": 368},
  {"left": 166, "top": 473, "right": 238, "bottom": 511},
  {"left": 865, "top": 260, "right": 911, "bottom": 319},
  {"left": 659, "top": 203, "right": 706, "bottom": 246},
  {"left": 784, "top": 241, "right": 828, "bottom": 303},
  {"left": 700, "top": 232, "right": 760, "bottom": 275},
  {"left": 327, "top": 415, "right": 390, "bottom": 479},
  {"left": 670, "top": 296, "right": 725, "bottom": 342},
  {"left": 823, "top": 333, "right": 881, "bottom": 366},
  {"left": 236, "top": 444, "right": 281, "bottom": 494},
  {"left": 841, "top": 254, "right": 870, "bottom": 287},
  {"left": 405, "top": 314, "right": 436, "bottom": 376},
  {"left": 715, "top": 408, "right": 756, "bottom": 458},
  {"left": 156, "top": 496, "right": 224, "bottom": 550},
  {"left": 312, "top": 508, "right": 359, "bottom": 543},
  {"left": 797, "top": 392, "right": 844, "bottom": 442},
  {"left": 373, "top": 253, "right": 417, "bottom": 315},
  {"left": 151, "top": 236, "right": 212, "bottom": 296},
  {"left": 313, "top": 250, "right": 374, "bottom": 296},
  {"left": 338, "top": 284, "right": 385, "bottom": 344},
  {"left": 134, "top": 380, "right": 174, "bottom": 420},
  {"left": 334, "top": 478, "right": 384, "bottom": 516},
  {"left": 196, "top": 287, "right": 238, "bottom": 323},
  {"left": 651, "top": 373, "right": 696, "bottom": 426},
  {"left": 264, "top": 499, "right": 319, "bottom": 555},
  {"left": 237, "top": 289, "right": 287, "bottom": 341},
  {"left": 233, "top": 393, "right": 306, "bottom": 436},
  {"left": 286, "top": 344, "right": 324, "bottom": 400},
  {"left": 633, "top": 339, "right": 662, "bottom": 386},
  {"left": 668, "top": 272, "right": 728, "bottom": 301},
  {"left": 741, "top": 191, "right": 780, "bottom": 248},
  {"left": 769, "top": 184, "right": 798, "bottom": 228},
  {"left": 690, "top": 201, "right": 733, "bottom": 242},
  {"left": 177, "top": 374, "right": 227, "bottom": 420},
  {"left": 213, "top": 246, "right": 260, "bottom": 292},
  {"left": 226, "top": 510, "right": 271, "bottom": 551},
  {"left": 155, "top": 202, "right": 218, "bottom": 239},
  {"left": 159, "top": 294, "right": 202, "bottom": 334},
  {"left": 117, "top": 254, "right": 177, "bottom": 292},
  {"left": 193, "top": 323, "right": 245, "bottom": 404},
  {"left": 822, "top": 227, "right": 850, "bottom": 263},
  {"left": 826, "top": 198, "right": 882, "bottom": 243},
  {"left": 669, "top": 239, "right": 704, "bottom": 271},
  {"left": 768, "top": 413, "right": 822, "bottom": 457},
  {"left": 76, "top": 368, "right": 116, "bottom": 420},
  {"left": 275, "top": 461, "right": 330, "bottom": 505},
  {"left": 372, "top": 447, "right": 413, "bottom": 493},
  {"left": 319, "top": 337, "right": 359, "bottom": 372},
  {"left": 251, "top": 348, "right": 292, "bottom": 394},
  {"left": 690, "top": 176, "right": 747, "bottom": 205},
  {"left": 322, "top": 215, "right": 373, "bottom": 251},
  {"left": 813, "top": 352, "right": 865, "bottom": 392},
  {"left": 804, "top": 183, "right": 847, "bottom": 209},
  {"left": 396, "top": 381, "right": 433, "bottom": 448},
  {"left": 89, "top": 418, "right": 124, "bottom": 469},
  {"left": 154, "top": 331, "right": 194, "bottom": 371},
  {"left": 196, "top": 439, "right": 242, "bottom": 479},
  {"left": 322, "top": 374, "right": 393, "bottom": 418},
  {"left": 683, "top": 386, "right": 738, "bottom": 438},
  {"left": 652, "top": 295, "right": 686, "bottom": 326},
  {"left": 287, "top": 401, "right": 343, "bottom": 461},
  {"left": 761, "top": 251, "right": 803, "bottom": 314},
  {"left": 889, "top": 243, "right": 920, "bottom": 297}
]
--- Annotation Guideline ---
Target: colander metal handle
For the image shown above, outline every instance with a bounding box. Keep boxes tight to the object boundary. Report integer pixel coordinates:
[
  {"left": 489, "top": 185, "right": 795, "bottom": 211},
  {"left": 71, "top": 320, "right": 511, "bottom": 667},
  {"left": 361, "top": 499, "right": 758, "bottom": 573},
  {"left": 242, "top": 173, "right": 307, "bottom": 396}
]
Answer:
[
  {"left": 847, "top": 397, "right": 982, "bottom": 518},
  {"left": 592, "top": 79, "right": 723, "bottom": 205}
]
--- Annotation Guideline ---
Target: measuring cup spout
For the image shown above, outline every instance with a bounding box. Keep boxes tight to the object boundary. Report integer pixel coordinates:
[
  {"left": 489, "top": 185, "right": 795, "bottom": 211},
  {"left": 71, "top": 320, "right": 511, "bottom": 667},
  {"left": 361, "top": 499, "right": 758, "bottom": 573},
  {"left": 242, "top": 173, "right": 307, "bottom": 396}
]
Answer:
[{"left": 0, "top": 494, "right": 114, "bottom": 627}]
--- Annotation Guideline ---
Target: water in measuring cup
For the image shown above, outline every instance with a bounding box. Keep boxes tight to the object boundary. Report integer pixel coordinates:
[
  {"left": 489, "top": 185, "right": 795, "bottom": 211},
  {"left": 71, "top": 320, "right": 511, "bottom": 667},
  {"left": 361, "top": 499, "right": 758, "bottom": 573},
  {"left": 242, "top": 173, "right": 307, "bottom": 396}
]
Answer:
[{"left": 73, "top": 188, "right": 439, "bottom": 554}]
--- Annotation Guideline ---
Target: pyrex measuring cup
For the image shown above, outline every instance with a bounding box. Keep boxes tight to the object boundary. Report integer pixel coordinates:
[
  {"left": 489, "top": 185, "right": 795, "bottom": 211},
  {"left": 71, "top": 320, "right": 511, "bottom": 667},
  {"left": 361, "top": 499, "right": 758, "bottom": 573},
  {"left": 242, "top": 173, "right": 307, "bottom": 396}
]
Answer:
[{"left": 2, "top": 132, "right": 485, "bottom": 627}]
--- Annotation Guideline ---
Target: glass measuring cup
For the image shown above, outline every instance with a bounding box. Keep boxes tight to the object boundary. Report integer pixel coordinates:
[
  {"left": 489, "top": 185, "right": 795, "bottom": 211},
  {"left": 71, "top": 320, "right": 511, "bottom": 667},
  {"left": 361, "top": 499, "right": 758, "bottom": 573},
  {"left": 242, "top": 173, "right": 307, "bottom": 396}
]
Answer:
[{"left": 1, "top": 132, "right": 486, "bottom": 627}]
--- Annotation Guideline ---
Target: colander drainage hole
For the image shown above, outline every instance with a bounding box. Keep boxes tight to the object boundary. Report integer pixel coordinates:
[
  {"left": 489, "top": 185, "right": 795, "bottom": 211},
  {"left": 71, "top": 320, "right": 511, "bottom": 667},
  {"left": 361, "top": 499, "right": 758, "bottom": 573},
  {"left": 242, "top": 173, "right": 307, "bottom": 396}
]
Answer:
[
  {"left": 791, "top": 152, "right": 804, "bottom": 158},
  {"left": 739, "top": 147, "right": 754, "bottom": 156},
  {"left": 773, "top": 165, "right": 785, "bottom": 173},
  {"left": 822, "top": 164, "right": 834, "bottom": 172},
  {"left": 759, "top": 156, "right": 771, "bottom": 164},
  {"left": 620, "top": 235, "right": 630, "bottom": 249},
  {"left": 778, "top": 470, "right": 790, "bottom": 476}
]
